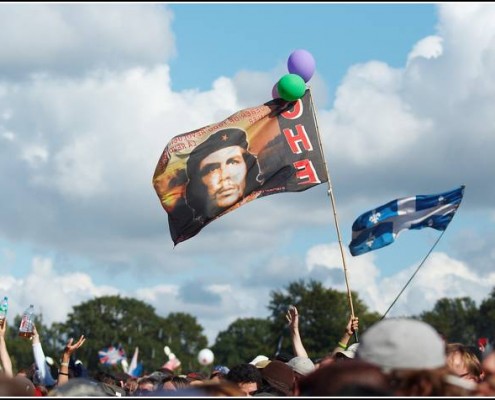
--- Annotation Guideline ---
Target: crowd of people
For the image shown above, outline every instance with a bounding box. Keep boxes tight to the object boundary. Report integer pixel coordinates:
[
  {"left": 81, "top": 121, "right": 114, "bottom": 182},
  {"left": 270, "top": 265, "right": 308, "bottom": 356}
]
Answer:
[{"left": 1, "top": 305, "right": 495, "bottom": 397}]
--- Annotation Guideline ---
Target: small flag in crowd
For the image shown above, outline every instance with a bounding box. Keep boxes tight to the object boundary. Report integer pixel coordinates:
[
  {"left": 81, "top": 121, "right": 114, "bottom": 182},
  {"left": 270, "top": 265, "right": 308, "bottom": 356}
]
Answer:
[
  {"left": 349, "top": 185, "right": 465, "bottom": 256},
  {"left": 98, "top": 345, "right": 126, "bottom": 365},
  {"left": 153, "top": 90, "right": 328, "bottom": 245},
  {"left": 127, "top": 347, "right": 143, "bottom": 378}
]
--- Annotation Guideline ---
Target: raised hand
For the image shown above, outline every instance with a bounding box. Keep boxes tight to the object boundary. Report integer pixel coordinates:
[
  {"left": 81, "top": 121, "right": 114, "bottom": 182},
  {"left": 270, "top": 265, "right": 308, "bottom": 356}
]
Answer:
[
  {"left": 58, "top": 334, "right": 86, "bottom": 385},
  {"left": 64, "top": 335, "right": 86, "bottom": 356},
  {"left": 346, "top": 316, "right": 359, "bottom": 336},
  {"left": 0, "top": 318, "right": 6, "bottom": 338},
  {"left": 286, "top": 305, "right": 299, "bottom": 331}
]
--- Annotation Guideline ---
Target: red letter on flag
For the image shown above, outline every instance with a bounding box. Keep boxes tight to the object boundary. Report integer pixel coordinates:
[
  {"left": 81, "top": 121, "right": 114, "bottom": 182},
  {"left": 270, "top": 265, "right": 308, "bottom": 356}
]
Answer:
[
  {"left": 283, "top": 124, "right": 314, "bottom": 154},
  {"left": 294, "top": 159, "right": 321, "bottom": 185}
]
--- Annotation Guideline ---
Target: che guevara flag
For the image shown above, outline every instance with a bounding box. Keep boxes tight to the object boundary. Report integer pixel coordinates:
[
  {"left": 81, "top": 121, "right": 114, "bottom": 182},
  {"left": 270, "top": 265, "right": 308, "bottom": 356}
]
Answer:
[{"left": 153, "top": 90, "right": 328, "bottom": 245}]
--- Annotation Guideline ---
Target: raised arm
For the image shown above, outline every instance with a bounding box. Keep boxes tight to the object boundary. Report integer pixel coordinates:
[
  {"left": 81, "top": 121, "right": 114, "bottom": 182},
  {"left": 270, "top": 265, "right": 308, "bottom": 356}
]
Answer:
[
  {"left": 331, "top": 315, "right": 359, "bottom": 355},
  {"left": 0, "top": 320, "right": 13, "bottom": 377},
  {"left": 31, "top": 324, "right": 57, "bottom": 387},
  {"left": 57, "top": 334, "right": 86, "bottom": 386},
  {"left": 286, "top": 305, "right": 309, "bottom": 358}
]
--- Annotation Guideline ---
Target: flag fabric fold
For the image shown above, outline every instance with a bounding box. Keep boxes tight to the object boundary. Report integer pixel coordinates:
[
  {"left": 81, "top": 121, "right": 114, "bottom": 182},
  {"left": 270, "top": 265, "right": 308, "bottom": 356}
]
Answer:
[
  {"left": 349, "top": 185, "right": 465, "bottom": 256},
  {"left": 153, "top": 89, "right": 328, "bottom": 245}
]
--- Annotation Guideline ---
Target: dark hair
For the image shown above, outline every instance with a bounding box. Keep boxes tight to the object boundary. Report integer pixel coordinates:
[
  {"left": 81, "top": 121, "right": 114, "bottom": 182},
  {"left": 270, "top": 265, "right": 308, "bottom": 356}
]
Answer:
[
  {"left": 185, "top": 128, "right": 263, "bottom": 220},
  {"left": 226, "top": 363, "right": 262, "bottom": 387},
  {"left": 171, "top": 376, "right": 190, "bottom": 389},
  {"left": 93, "top": 370, "right": 119, "bottom": 386}
]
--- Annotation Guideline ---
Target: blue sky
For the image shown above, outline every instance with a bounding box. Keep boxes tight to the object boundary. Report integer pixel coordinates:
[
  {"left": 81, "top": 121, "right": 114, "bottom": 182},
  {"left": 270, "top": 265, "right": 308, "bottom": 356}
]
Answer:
[
  {"left": 169, "top": 3, "right": 437, "bottom": 96},
  {"left": 1, "top": 3, "right": 495, "bottom": 352}
]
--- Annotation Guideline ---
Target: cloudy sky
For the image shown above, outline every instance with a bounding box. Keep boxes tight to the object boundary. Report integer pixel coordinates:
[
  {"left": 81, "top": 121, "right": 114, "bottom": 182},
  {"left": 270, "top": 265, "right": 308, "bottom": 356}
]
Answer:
[{"left": 1, "top": 3, "right": 495, "bottom": 351}]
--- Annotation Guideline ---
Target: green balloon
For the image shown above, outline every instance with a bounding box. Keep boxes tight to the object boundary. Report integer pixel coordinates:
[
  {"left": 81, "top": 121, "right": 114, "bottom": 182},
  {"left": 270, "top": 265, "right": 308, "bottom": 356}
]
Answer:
[{"left": 277, "top": 74, "right": 306, "bottom": 101}]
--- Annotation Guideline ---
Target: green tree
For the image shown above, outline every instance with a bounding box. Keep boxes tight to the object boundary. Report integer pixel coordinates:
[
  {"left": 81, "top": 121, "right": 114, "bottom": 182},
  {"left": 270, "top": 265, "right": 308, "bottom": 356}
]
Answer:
[
  {"left": 419, "top": 297, "right": 479, "bottom": 344},
  {"left": 476, "top": 288, "right": 495, "bottom": 340},
  {"left": 59, "top": 295, "right": 207, "bottom": 373},
  {"left": 268, "top": 279, "right": 381, "bottom": 360},
  {"left": 162, "top": 312, "right": 208, "bottom": 373},
  {"left": 212, "top": 318, "right": 273, "bottom": 366}
]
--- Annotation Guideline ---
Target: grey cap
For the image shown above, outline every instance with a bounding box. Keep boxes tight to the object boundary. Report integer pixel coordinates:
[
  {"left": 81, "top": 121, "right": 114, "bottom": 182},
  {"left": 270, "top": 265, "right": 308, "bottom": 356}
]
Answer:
[
  {"left": 356, "top": 318, "right": 446, "bottom": 371},
  {"left": 286, "top": 356, "right": 315, "bottom": 376}
]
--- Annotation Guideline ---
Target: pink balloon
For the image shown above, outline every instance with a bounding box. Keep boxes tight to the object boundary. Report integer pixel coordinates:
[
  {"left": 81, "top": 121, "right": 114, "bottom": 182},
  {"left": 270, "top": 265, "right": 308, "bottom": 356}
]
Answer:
[
  {"left": 288, "top": 49, "right": 316, "bottom": 82},
  {"left": 272, "top": 83, "right": 279, "bottom": 99}
]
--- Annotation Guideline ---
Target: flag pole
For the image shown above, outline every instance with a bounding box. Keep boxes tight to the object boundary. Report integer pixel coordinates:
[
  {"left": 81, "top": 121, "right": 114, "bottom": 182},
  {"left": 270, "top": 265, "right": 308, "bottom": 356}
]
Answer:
[
  {"left": 307, "top": 88, "right": 357, "bottom": 340},
  {"left": 380, "top": 230, "right": 446, "bottom": 320}
]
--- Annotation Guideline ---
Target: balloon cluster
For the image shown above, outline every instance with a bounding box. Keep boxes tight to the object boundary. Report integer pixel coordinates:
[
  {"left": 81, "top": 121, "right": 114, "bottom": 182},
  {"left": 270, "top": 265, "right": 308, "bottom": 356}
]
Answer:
[{"left": 273, "top": 49, "right": 316, "bottom": 102}]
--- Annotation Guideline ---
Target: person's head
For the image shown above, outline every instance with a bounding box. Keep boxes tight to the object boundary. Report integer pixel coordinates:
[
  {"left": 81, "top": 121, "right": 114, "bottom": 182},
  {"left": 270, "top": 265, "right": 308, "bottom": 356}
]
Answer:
[
  {"left": 192, "top": 380, "right": 247, "bottom": 396},
  {"left": 356, "top": 318, "right": 446, "bottom": 372},
  {"left": 296, "top": 359, "right": 391, "bottom": 396},
  {"left": 210, "top": 365, "right": 230, "bottom": 382},
  {"left": 446, "top": 343, "right": 484, "bottom": 382},
  {"left": 226, "top": 363, "right": 262, "bottom": 396},
  {"left": 356, "top": 317, "right": 458, "bottom": 396},
  {"left": 1, "top": 376, "right": 36, "bottom": 396},
  {"left": 477, "top": 350, "right": 495, "bottom": 395},
  {"left": 16, "top": 364, "right": 36, "bottom": 381},
  {"left": 124, "top": 377, "right": 139, "bottom": 395},
  {"left": 286, "top": 356, "right": 315, "bottom": 379},
  {"left": 186, "top": 128, "right": 262, "bottom": 219},
  {"left": 47, "top": 377, "right": 108, "bottom": 397},
  {"left": 185, "top": 371, "right": 206, "bottom": 386},
  {"left": 170, "top": 375, "right": 191, "bottom": 390},
  {"left": 93, "top": 370, "right": 119, "bottom": 386},
  {"left": 259, "top": 359, "right": 296, "bottom": 396},
  {"left": 334, "top": 343, "right": 360, "bottom": 361},
  {"left": 136, "top": 376, "right": 159, "bottom": 394}
]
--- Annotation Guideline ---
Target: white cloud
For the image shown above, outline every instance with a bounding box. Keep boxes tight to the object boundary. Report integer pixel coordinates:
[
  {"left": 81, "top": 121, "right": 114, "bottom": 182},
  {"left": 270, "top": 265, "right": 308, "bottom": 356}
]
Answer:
[
  {"left": 135, "top": 280, "right": 273, "bottom": 344},
  {"left": 21, "top": 144, "right": 49, "bottom": 168},
  {"left": 0, "top": 4, "right": 175, "bottom": 77},
  {"left": 2, "top": 257, "right": 118, "bottom": 326},
  {"left": 1, "top": 131, "right": 15, "bottom": 141},
  {"left": 305, "top": 243, "right": 494, "bottom": 319},
  {"left": 323, "top": 61, "right": 433, "bottom": 167},
  {"left": 407, "top": 35, "right": 443, "bottom": 65}
]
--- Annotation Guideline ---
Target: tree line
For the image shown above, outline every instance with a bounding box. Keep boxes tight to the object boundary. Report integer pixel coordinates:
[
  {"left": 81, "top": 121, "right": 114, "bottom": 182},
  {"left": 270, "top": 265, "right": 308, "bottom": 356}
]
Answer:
[{"left": 5, "top": 279, "right": 495, "bottom": 374}]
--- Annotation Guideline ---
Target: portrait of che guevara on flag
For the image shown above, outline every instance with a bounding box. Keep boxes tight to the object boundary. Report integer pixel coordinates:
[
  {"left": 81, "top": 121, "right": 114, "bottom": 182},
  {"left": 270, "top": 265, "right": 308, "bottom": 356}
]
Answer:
[{"left": 152, "top": 89, "right": 328, "bottom": 245}]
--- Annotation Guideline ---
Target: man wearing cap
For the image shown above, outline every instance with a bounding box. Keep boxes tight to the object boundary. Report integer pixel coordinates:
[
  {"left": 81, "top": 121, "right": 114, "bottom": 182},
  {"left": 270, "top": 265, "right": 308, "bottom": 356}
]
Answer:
[
  {"left": 286, "top": 356, "right": 315, "bottom": 377},
  {"left": 257, "top": 360, "right": 296, "bottom": 396},
  {"left": 209, "top": 365, "right": 230, "bottom": 382},
  {"left": 334, "top": 343, "right": 360, "bottom": 361},
  {"left": 186, "top": 128, "right": 263, "bottom": 221},
  {"left": 356, "top": 318, "right": 477, "bottom": 396}
]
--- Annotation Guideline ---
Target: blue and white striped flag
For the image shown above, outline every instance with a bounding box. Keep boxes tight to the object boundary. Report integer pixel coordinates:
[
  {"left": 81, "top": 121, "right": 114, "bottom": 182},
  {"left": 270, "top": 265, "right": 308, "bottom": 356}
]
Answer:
[{"left": 349, "top": 185, "right": 465, "bottom": 256}]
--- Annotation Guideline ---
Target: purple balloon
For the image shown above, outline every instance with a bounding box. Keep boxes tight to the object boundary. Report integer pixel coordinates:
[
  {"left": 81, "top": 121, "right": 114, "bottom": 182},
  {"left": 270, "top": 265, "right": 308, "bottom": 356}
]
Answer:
[
  {"left": 287, "top": 49, "right": 316, "bottom": 82},
  {"left": 272, "top": 83, "right": 279, "bottom": 99}
]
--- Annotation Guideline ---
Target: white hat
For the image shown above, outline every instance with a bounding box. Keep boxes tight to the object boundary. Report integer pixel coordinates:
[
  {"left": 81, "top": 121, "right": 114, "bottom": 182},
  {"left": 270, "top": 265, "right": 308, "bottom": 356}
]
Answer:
[
  {"left": 250, "top": 355, "right": 269, "bottom": 365},
  {"left": 334, "top": 343, "right": 360, "bottom": 359}
]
